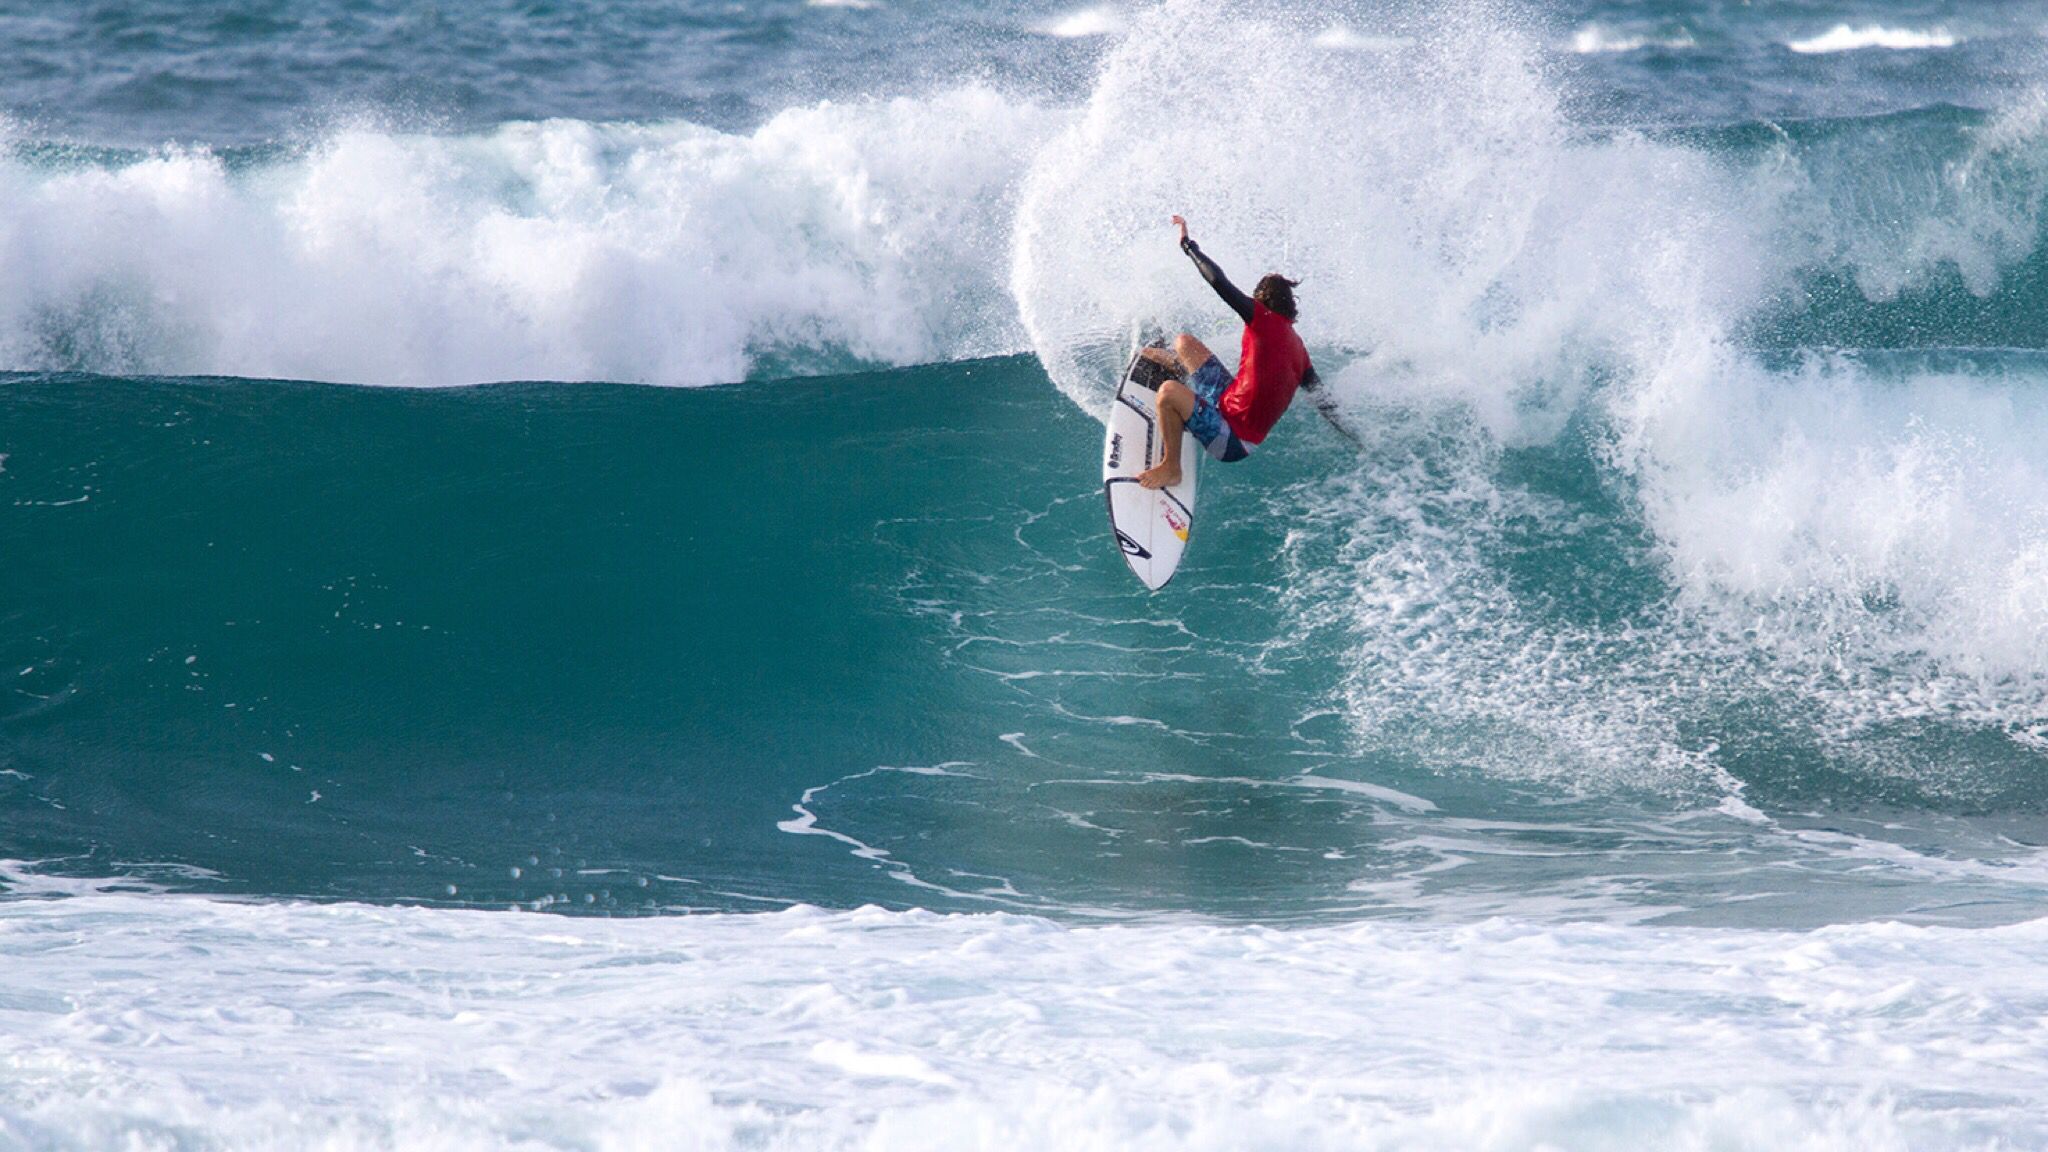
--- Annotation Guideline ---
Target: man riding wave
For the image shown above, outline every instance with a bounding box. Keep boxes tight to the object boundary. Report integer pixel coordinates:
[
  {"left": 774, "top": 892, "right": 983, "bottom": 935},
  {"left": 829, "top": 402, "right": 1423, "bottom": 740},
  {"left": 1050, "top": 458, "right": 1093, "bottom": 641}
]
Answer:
[{"left": 1136, "top": 215, "right": 1323, "bottom": 489}]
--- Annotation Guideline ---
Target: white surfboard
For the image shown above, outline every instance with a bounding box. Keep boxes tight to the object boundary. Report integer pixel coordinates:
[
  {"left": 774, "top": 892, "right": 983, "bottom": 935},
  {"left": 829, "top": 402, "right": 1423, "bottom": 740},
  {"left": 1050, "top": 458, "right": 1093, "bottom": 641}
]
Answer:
[{"left": 1103, "top": 342, "right": 1198, "bottom": 590}]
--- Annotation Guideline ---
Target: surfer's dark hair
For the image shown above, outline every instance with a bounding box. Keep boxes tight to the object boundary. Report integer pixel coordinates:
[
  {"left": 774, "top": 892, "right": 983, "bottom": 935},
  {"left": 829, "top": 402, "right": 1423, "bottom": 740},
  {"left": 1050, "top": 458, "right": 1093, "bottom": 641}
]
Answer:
[{"left": 1255, "top": 273, "right": 1300, "bottom": 320}]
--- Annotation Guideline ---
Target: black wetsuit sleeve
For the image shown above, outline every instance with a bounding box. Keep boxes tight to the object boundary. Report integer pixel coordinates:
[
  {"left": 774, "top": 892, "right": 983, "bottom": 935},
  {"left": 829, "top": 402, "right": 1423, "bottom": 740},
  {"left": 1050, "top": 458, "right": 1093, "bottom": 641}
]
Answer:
[{"left": 1182, "top": 237, "right": 1256, "bottom": 325}]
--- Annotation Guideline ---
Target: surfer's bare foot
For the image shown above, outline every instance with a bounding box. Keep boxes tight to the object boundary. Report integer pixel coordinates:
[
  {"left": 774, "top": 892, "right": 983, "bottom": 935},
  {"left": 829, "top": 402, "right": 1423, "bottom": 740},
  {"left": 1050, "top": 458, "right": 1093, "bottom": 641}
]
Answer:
[
  {"left": 1139, "top": 346, "right": 1181, "bottom": 372},
  {"left": 1136, "top": 462, "right": 1181, "bottom": 489}
]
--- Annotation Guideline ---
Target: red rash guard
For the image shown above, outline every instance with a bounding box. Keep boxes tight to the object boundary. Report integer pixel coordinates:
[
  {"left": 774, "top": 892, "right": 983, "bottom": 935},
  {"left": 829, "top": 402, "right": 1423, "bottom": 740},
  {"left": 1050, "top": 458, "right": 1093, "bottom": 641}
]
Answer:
[{"left": 1222, "top": 302, "right": 1310, "bottom": 444}]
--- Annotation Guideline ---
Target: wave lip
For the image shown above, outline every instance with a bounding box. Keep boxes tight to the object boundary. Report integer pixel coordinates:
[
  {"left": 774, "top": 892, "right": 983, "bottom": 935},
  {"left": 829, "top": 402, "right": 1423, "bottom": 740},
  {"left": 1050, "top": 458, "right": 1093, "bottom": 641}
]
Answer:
[{"left": 1786, "top": 25, "right": 1960, "bottom": 54}]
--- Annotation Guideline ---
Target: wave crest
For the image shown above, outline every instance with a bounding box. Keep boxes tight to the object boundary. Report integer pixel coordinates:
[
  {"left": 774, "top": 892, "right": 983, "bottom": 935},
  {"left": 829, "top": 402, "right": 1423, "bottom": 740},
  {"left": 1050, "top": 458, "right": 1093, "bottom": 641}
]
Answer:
[
  {"left": 0, "top": 90, "right": 1058, "bottom": 385},
  {"left": 1786, "top": 25, "right": 1959, "bottom": 54}
]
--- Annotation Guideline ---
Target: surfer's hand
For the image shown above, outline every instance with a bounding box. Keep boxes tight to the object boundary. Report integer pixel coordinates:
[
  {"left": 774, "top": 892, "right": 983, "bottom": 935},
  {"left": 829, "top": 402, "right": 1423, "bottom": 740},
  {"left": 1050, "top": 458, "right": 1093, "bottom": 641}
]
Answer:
[{"left": 1171, "top": 215, "right": 1188, "bottom": 243}]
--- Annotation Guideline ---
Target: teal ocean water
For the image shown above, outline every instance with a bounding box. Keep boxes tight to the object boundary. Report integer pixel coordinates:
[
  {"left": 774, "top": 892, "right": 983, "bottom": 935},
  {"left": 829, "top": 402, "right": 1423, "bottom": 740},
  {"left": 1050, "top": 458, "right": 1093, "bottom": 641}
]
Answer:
[{"left": 5, "top": 1, "right": 2048, "bottom": 1146}]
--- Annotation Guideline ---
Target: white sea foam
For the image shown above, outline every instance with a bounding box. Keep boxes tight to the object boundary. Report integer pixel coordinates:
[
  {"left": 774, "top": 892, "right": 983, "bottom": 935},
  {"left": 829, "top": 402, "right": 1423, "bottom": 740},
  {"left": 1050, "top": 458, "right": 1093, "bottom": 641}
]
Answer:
[
  {"left": 0, "top": 90, "right": 1059, "bottom": 385},
  {"left": 1787, "top": 25, "right": 1959, "bottom": 54},
  {"left": 1588, "top": 102, "right": 2048, "bottom": 729},
  {"left": 0, "top": 882, "right": 2042, "bottom": 1149},
  {"left": 1292, "top": 350, "right": 2048, "bottom": 795},
  {"left": 1615, "top": 353, "right": 2048, "bottom": 693}
]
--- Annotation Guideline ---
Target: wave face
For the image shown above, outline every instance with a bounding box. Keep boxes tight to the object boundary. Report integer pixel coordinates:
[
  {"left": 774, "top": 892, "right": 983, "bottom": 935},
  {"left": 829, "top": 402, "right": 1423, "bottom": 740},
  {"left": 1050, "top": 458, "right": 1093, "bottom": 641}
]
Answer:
[{"left": 5, "top": 361, "right": 2047, "bottom": 926}]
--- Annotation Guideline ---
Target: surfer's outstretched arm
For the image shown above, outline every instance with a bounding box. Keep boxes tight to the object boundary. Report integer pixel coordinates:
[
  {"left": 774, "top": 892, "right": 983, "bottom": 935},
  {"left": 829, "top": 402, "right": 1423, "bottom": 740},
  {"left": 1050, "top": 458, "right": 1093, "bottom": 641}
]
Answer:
[{"left": 1173, "top": 216, "right": 1255, "bottom": 324}]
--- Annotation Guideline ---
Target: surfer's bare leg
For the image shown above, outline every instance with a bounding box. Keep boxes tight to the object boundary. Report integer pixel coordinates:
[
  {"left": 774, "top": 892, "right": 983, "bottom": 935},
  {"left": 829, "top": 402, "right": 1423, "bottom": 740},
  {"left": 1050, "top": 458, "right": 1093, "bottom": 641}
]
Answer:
[{"left": 1136, "top": 379, "right": 1196, "bottom": 489}]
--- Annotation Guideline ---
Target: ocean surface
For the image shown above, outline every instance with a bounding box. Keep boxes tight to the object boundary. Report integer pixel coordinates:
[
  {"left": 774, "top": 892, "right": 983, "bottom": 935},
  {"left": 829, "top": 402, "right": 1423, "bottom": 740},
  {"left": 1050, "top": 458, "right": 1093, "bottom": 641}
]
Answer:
[{"left": 5, "top": 0, "right": 2048, "bottom": 1147}]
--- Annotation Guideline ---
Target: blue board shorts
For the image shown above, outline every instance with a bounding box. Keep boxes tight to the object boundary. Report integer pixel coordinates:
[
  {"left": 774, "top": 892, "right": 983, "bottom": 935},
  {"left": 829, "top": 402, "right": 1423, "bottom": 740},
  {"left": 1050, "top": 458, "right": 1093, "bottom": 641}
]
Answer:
[{"left": 1183, "top": 357, "right": 1252, "bottom": 463}]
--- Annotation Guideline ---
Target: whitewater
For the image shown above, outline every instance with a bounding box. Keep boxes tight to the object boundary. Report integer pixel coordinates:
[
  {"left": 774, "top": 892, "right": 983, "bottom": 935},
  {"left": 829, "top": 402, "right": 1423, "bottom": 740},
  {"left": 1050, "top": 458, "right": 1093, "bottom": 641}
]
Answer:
[{"left": 5, "top": 0, "right": 2048, "bottom": 1147}]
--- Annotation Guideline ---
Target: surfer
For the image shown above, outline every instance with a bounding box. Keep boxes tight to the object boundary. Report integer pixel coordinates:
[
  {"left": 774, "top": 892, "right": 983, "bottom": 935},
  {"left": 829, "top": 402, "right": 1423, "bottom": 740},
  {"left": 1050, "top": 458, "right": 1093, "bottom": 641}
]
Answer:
[{"left": 1135, "top": 215, "right": 1323, "bottom": 489}]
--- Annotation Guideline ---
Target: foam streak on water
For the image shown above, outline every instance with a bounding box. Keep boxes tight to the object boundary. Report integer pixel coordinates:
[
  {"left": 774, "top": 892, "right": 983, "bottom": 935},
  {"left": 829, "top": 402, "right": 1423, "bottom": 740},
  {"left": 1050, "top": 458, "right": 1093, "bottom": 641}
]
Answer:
[{"left": 1786, "top": 25, "right": 1960, "bottom": 55}]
